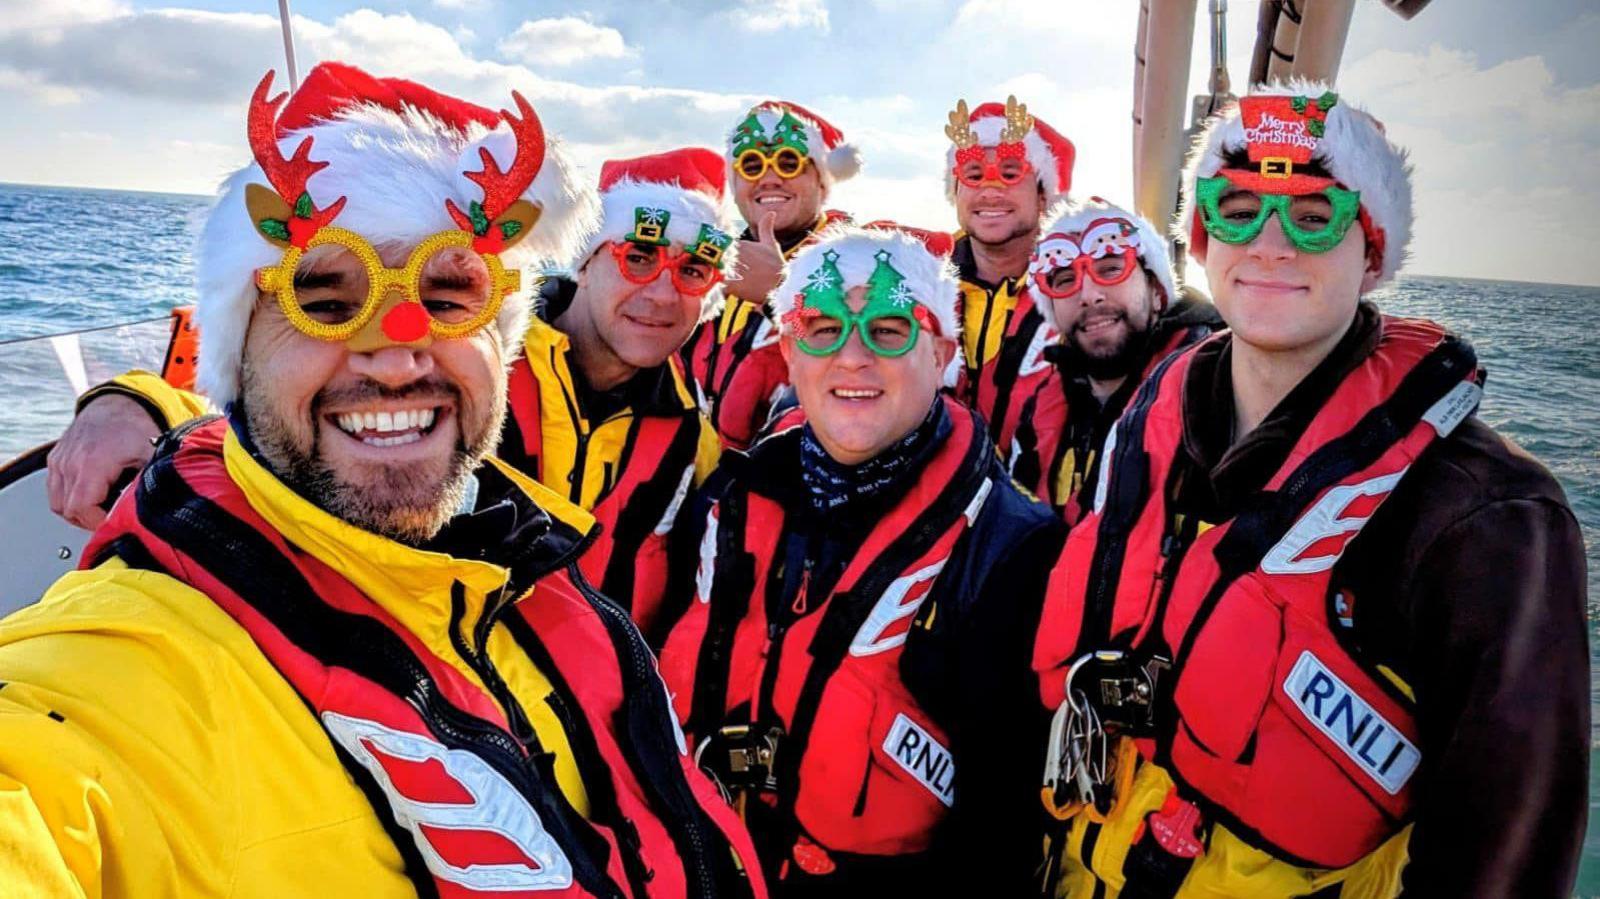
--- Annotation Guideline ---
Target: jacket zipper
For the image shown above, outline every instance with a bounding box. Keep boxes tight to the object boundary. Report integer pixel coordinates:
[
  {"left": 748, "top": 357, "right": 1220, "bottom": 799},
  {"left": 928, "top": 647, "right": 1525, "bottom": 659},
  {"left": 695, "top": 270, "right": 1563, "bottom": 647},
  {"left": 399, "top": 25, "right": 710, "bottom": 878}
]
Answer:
[{"left": 573, "top": 567, "right": 722, "bottom": 899}]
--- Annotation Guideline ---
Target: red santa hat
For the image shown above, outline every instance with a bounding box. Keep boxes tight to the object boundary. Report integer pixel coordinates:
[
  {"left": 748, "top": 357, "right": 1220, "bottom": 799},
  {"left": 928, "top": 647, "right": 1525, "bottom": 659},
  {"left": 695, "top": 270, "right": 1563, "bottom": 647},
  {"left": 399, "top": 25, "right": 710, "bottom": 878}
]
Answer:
[
  {"left": 1030, "top": 197, "right": 1178, "bottom": 329},
  {"left": 194, "top": 62, "right": 594, "bottom": 405},
  {"left": 726, "top": 101, "right": 862, "bottom": 186},
  {"left": 578, "top": 147, "right": 740, "bottom": 321},
  {"left": 1178, "top": 80, "right": 1413, "bottom": 287},
  {"left": 772, "top": 223, "right": 962, "bottom": 343},
  {"left": 944, "top": 96, "right": 1075, "bottom": 205}
]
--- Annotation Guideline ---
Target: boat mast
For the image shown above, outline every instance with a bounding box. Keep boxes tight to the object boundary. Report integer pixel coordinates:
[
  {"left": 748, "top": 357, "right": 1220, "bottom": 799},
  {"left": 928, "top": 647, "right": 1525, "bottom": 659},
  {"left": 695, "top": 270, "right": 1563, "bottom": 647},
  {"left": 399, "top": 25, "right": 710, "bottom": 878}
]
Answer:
[{"left": 277, "top": 0, "right": 300, "bottom": 92}]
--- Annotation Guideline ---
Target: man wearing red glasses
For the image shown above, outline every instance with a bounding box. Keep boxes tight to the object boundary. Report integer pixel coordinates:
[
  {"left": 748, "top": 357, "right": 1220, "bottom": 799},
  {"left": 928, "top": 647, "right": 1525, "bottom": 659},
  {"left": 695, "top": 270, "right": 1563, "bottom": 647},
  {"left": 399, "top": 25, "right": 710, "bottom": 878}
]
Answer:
[
  {"left": 1032, "top": 86, "right": 1586, "bottom": 898},
  {"left": 1007, "top": 198, "right": 1220, "bottom": 523},
  {"left": 46, "top": 145, "right": 733, "bottom": 637},
  {"left": 943, "top": 95, "right": 1075, "bottom": 452},
  {"left": 680, "top": 102, "right": 859, "bottom": 449},
  {"left": 659, "top": 225, "right": 1063, "bottom": 896},
  {"left": 1, "top": 63, "right": 765, "bottom": 897}
]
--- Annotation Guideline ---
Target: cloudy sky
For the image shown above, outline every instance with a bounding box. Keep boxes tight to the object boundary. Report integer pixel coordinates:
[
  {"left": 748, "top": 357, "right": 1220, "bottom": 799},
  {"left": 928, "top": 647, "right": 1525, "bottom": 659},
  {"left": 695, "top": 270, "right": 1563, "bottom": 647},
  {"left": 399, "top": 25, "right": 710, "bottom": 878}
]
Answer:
[{"left": 2, "top": 0, "right": 1597, "bottom": 286}]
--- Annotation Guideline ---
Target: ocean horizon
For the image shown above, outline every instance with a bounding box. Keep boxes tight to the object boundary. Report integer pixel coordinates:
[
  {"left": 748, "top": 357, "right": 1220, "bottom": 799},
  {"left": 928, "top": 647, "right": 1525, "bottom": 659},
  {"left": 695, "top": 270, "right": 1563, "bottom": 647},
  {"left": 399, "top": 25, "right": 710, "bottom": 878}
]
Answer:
[{"left": 2, "top": 180, "right": 1597, "bottom": 890}]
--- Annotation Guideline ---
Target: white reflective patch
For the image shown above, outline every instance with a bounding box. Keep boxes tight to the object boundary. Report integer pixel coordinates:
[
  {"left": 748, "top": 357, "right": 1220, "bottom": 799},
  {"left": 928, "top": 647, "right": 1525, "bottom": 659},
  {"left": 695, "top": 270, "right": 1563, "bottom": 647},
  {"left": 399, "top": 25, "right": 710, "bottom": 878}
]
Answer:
[
  {"left": 883, "top": 713, "right": 956, "bottom": 806},
  {"left": 849, "top": 558, "right": 949, "bottom": 657},
  {"left": 1018, "top": 323, "right": 1057, "bottom": 378},
  {"left": 751, "top": 315, "right": 780, "bottom": 350},
  {"left": 695, "top": 506, "right": 720, "bottom": 604},
  {"left": 962, "top": 477, "right": 994, "bottom": 525},
  {"left": 1260, "top": 470, "right": 1405, "bottom": 575},
  {"left": 1092, "top": 424, "right": 1118, "bottom": 515},
  {"left": 1282, "top": 652, "right": 1419, "bottom": 796},
  {"left": 1421, "top": 380, "right": 1481, "bottom": 437},
  {"left": 321, "top": 712, "right": 574, "bottom": 891},
  {"left": 653, "top": 463, "right": 697, "bottom": 536}
]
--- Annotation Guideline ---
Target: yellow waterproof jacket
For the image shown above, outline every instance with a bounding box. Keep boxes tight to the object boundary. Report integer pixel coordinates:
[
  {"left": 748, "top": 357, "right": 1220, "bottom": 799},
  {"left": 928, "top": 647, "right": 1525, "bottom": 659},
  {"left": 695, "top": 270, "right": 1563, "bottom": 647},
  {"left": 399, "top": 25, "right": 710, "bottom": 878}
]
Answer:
[{"left": 0, "top": 421, "right": 761, "bottom": 898}]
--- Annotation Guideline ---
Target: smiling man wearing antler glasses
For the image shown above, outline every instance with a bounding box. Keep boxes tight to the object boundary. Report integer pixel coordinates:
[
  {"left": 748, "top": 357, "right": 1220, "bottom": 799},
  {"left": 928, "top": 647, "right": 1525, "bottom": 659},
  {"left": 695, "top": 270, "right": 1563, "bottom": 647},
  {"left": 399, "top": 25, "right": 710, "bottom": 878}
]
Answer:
[{"left": 0, "top": 62, "right": 765, "bottom": 898}]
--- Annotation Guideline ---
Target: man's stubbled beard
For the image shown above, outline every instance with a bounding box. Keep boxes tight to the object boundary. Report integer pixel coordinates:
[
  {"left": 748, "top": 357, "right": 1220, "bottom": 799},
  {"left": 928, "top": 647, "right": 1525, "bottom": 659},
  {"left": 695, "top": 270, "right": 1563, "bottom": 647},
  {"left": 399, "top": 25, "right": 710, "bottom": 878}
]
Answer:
[
  {"left": 241, "top": 365, "right": 506, "bottom": 546},
  {"left": 1063, "top": 313, "right": 1158, "bottom": 382}
]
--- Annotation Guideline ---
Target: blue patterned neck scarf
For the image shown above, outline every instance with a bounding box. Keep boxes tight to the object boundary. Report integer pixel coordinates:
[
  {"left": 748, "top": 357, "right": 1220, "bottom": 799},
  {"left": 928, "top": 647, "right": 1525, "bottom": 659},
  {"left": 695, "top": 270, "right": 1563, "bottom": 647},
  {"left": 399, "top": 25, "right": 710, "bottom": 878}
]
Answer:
[{"left": 800, "top": 399, "right": 950, "bottom": 515}]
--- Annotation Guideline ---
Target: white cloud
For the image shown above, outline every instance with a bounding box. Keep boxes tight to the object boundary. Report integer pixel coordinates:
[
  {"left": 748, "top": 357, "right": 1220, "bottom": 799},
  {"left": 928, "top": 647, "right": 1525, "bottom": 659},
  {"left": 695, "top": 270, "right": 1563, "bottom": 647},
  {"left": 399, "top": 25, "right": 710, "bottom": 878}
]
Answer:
[
  {"left": 430, "top": 0, "right": 488, "bottom": 9},
  {"left": 724, "top": 0, "right": 829, "bottom": 34},
  {"left": 497, "top": 17, "right": 633, "bottom": 68},
  {"left": 1340, "top": 44, "right": 1600, "bottom": 286}
]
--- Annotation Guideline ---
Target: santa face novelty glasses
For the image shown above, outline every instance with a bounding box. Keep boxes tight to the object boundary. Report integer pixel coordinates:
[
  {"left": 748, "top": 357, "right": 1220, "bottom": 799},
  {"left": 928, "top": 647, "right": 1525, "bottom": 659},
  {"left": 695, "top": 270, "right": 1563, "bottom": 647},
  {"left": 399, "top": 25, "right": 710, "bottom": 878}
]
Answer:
[
  {"left": 610, "top": 241, "right": 724, "bottom": 297},
  {"left": 736, "top": 146, "right": 811, "bottom": 182},
  {"left": 256, "top": 228, "right": 515, "bottom": 342},
  {"left": 1195, "top": 176, "right": 1362, "bottom": 254},
  {"left": 1032, "top": 249, "right": 1138, "bottom": 300}
]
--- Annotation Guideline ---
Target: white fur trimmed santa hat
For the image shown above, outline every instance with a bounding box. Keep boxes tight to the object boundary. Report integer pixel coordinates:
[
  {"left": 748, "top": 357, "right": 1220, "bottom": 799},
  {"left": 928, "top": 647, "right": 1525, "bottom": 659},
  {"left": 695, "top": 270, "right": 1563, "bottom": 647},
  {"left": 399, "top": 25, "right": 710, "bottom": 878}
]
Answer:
[
  {"left": 1031, "top": 197, "right": 1178, "bottom": 329},
  {"left": 1177, "top": 80, "right": 1413, "bottom": 287},
  {"left": 772, "top": 223, "right": 961, "bottom": 341},
  {"left": 577, "top": 147, "right": 740, "bottom": 321},
  {"left": 195, "top": 62, "right": 595, "bottom": 405},
  {"left": 943, "top": 96, "right": 1075, "bottom": 205},
  {"left": 726, "top": 101, "right": 863, "bottom": 186}
]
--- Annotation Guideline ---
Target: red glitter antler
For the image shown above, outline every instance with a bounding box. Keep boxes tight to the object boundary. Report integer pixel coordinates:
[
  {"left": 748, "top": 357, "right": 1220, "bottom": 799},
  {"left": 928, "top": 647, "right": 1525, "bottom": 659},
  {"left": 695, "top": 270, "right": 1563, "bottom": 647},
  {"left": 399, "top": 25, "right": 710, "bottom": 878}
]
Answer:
[
  {"left": 445, "top": 91, "right": 546, "bottom": 237},
  {"left": 247, "top": 71, "right": 346, "bottom": 245}
]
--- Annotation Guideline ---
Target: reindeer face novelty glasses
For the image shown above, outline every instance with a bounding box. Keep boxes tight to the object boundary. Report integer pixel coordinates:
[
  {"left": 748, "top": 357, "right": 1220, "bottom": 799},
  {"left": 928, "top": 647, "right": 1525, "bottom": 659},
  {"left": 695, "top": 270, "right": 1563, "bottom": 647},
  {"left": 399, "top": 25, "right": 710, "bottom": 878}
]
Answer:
[
  {"left": 244, "top": 72, "right": 544, "bottom": 346},
  {"left": 946, "top": 97, "right": 1035, "bottom": 189}
]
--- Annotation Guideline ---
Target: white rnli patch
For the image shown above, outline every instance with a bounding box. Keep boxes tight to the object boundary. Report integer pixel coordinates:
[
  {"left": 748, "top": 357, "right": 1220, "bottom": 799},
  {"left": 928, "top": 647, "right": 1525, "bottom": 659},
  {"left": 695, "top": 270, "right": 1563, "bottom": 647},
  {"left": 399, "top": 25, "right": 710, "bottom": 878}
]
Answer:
[
  {"left": 322, "top": 712, "right": 575, "bottom": 891},
  {"left": 1282, "top": 651, "right": 1420, "bottom": 795},
  {"left": 883, "top": 713, "right": 956, "bottom": 806}
]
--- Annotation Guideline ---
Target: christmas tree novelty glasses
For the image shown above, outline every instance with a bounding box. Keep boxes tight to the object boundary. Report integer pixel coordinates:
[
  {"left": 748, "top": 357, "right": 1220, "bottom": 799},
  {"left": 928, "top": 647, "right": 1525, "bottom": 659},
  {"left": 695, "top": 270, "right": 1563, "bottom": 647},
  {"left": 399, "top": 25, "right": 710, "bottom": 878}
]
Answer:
[
  {"left": 244, "top": 71, "right": 547, "bottom": 344},
  {"left": 787, "top": 249, "right": 928, "bottom": 357},
  {"left": 1195, "top": 177, "right": 1362, "bottom": 254}
]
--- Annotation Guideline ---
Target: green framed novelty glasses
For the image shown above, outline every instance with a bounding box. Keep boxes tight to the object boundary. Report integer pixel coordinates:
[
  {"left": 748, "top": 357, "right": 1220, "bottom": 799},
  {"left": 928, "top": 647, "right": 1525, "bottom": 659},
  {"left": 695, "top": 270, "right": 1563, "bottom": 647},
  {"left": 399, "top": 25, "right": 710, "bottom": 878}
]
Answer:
[
  {"left": 1195, "top": 176, "right": 1362, "bottom": 254},
  {"left": 788, "top": 248, "right": 925, "bottom": 358}
]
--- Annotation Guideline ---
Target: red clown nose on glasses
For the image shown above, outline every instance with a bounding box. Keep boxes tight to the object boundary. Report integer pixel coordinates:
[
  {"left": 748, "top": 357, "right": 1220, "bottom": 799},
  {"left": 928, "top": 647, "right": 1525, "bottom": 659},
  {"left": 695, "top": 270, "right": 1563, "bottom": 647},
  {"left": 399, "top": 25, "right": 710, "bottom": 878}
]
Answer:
[
  {"left": 197, "top": 61, "right": 593, "bottom": 406},
  {"left": 943, "top": 95, "right": 1076, "bottom": 205}
]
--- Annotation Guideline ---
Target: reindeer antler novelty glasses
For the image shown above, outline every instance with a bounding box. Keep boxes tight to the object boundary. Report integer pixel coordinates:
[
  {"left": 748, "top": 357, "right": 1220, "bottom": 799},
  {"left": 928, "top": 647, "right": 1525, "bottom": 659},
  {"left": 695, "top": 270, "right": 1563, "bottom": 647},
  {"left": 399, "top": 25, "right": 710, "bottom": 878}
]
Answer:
[{"left": 245, "top": 71, "right": 545, "bottom": 345}]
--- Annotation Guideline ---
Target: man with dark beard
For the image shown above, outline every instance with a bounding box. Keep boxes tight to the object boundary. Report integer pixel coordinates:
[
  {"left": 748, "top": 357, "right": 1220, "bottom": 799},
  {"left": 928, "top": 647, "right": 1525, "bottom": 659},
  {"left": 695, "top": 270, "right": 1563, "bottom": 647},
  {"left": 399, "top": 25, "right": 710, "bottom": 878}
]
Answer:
[
  {"left": 1008, "top": 198, "right": 1220, "bottom": 523},
  {"left": 0, "top": 63, "right": 765, "bottom": 897},
  {"left": 941, "top": 95, "right": 1075, "bottom": 450}
]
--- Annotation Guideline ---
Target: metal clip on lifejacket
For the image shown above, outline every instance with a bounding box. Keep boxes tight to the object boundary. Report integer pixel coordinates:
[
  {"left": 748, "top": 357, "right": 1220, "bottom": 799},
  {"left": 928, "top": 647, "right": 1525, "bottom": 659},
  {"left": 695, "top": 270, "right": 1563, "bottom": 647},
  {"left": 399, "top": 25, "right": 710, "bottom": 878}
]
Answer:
[
  {"left": 695, "top": 724, "right": 785, "bottom": 803},
  {"left": 1041, "top": 650, "right": 1170, "bottom": 823}
]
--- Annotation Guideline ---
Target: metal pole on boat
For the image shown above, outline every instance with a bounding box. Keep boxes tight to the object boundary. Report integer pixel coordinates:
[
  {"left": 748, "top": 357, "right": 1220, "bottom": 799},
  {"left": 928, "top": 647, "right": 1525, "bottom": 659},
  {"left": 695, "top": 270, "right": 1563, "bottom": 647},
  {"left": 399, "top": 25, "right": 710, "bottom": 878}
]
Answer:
[{"left": 277, "top": 0, "right": 300, "bottom": 92}]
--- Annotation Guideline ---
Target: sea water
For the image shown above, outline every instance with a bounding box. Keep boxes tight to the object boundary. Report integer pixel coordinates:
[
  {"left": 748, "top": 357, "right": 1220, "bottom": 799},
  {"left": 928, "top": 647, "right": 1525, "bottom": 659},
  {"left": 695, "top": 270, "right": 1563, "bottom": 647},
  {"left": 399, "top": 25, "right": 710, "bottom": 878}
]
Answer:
[{"left": 2, "top": 181, "right": 1598, "bottom": 889}]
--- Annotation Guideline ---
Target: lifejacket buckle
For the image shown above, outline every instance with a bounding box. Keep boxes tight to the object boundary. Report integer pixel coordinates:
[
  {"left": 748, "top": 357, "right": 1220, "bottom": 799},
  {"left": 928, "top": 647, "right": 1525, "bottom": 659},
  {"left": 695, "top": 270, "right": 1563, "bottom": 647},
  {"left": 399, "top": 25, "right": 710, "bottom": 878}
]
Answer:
[
  {"left": 1066, "top": 649, "right": 1170, "bottom": 733},
  {"left": 695, "top": 724, "right": 784, "bottom": 794}
]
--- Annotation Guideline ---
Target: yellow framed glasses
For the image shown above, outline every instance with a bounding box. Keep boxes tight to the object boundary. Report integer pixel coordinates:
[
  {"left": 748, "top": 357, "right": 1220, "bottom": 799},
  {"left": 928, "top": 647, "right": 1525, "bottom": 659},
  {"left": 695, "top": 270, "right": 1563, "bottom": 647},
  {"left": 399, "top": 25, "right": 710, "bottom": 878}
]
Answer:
[
  {"left": 254, "top": 226, "right": 521, "bottom": 343},
  {"left": 735, "top": 146, "right": 810, "bottom": 181}
]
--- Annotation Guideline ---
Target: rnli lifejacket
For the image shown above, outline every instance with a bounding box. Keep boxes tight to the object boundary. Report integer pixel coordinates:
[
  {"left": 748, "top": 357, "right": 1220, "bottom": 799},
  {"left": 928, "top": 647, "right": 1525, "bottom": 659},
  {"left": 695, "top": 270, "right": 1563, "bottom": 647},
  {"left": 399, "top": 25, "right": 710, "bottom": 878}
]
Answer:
[
  {"left": 951, "top": 236, "right": 1057, "bottom": 450},
  {"left": 85, "top": 417, "right": 764, "bottom": 899},
  {"left": 1034, "top": 317, "right": 1484, "bottom": 875},
  {"left": 1010, "top": 317, "right": 1214, "bottom": 524},
  {"left": 681, "top": 210, "right": 851, "bottom": 449},
  {"left": 501, "top": 301, "right": 714, "bottom": 636},
  {"left": 659, "top": 397, "right": 1001, "bottom": 871}
]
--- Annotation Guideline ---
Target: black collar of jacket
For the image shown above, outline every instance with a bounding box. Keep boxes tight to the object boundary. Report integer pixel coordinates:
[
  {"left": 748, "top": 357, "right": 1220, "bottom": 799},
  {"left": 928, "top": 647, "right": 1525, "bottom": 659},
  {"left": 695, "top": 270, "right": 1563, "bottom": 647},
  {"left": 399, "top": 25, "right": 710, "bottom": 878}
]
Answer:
[
  {"left": 536, "top": 274, "right": 696, "bottom": 418},
  {"left": 951, "top": 234, "right": 1024, "bottom": 294},
  {"left": 422, "top": 461, "right": 595, "bottom": 598},
  {"left": 1181, "top": 300, "right": 1383, "bottom": 515},
  {"left": 1043, "top": 296, "right": 1224, "bottom": 387}
]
